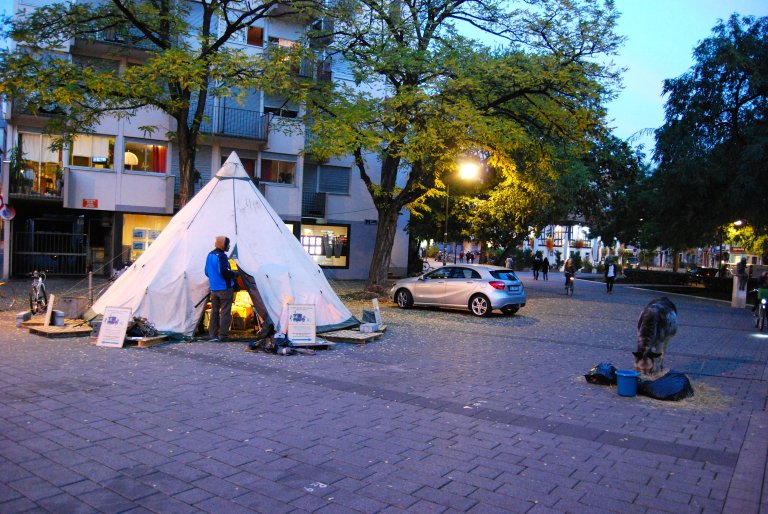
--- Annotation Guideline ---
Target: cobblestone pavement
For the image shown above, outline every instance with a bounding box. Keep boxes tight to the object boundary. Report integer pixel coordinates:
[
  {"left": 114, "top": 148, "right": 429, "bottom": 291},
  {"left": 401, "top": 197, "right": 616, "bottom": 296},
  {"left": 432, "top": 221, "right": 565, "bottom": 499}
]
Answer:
[{"left": 0, "top": 273, "right": 766, "bottom": 513}]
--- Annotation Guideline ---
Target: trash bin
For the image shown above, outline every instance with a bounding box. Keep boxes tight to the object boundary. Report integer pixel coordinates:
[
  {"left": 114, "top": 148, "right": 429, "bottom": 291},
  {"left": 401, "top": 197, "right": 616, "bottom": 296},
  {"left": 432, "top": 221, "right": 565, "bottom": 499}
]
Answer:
[
  {"left": 52, "top": 310, "right": 65, "bottom": 327},
  {"left": 616, "top": 370, "right": 641, "bottom": 397}
]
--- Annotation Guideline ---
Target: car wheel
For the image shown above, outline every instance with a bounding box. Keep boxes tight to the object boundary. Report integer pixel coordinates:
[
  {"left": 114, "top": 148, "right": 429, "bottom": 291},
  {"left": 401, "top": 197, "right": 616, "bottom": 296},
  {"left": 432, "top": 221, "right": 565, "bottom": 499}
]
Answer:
[
  {"left": 395, "top": 289, "right": 413, "bottom": 309},
  {"left": 501, "top": 306, "right": 519, "bottom": 315},
  {"left": 470, "top": 294, "right": 492, "bottom": 317}
]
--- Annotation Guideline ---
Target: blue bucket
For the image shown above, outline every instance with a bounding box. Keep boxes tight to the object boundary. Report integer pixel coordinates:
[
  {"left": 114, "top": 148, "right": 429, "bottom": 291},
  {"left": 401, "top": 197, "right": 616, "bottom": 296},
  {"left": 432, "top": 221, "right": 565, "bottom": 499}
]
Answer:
[{"left": 616, "top": 370, "right": 641, "bottom": 397}]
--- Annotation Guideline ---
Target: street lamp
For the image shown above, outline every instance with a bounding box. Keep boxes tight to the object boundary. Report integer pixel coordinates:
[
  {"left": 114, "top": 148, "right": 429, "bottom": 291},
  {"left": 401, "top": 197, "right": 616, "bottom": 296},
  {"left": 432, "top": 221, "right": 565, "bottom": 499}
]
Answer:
[{"left": 443, "top": 161, "right": 480, "bottom": 265}]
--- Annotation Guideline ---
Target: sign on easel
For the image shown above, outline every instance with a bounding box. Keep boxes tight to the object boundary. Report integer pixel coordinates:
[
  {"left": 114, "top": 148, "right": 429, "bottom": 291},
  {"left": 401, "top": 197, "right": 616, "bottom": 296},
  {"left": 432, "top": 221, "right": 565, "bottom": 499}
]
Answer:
[
  {"left": 371, "top": 298, "right": 382, "bottom": 324},
  {"left": 287, "top": 304, "right": 316, "bottom": 346},
  {"left": 96, "top": 306, "right": 132, "bottom": 348},
  {"left": 43, "top": 294, "right": 56, "bottom": 326}
]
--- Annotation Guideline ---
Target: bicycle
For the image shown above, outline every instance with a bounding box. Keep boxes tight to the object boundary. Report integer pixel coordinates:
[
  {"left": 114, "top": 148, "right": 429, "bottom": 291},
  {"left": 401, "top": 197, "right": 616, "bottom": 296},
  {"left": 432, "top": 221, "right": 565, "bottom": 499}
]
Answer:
[
  {"left": 565, "top": 273, "right": 574, "bottom": 296},
  {"left": 422, "top": 259, "right": 435, "bottom": 273},
  {"left": 29, "top": 270, "right": 48, "bottom": 315},
  {"left": 0, "top": 279, "right": 16, "bottom": 311}
]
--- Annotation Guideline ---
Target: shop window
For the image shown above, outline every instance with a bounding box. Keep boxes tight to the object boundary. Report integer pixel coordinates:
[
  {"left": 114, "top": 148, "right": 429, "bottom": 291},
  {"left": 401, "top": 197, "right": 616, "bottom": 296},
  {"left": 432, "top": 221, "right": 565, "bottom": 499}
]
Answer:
[
  {"left": 261, "top": 159, "right": 295, "bottom": 184},
  {"left": 300, "top": 224, "right": 349, "bottom": 268},
  {"left": 124, "top": 141, "right": 167, "bottom": 173},
  {"left": 70, "top": 135, "right": 115, "bottom": 169},
  {"left": 18, "top": 133, "right": 63, "bottom": 196},
  {"left": 121, "top": 213, "right": 171, "bottom": 262}
]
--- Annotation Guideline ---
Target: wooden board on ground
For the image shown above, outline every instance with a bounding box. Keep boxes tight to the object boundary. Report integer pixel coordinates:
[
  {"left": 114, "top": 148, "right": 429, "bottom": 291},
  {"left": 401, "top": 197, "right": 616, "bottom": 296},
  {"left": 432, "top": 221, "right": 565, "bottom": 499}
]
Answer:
[
  {"left": 124, "top": 335, "right": 169, "bottom": 348},
  {"left": 321, "top": 329, "right": 384, "bottom": 344},
  {"left": 28, "top": 319, "right": 92, "bottom": 338}
]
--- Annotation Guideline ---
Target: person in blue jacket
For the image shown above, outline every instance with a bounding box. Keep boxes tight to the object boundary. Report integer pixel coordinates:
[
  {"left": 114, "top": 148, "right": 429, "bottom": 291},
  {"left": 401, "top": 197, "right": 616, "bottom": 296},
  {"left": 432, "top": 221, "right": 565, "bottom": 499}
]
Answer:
[{"left": 205, "top": 235, "right": 236, "bottom": 341}]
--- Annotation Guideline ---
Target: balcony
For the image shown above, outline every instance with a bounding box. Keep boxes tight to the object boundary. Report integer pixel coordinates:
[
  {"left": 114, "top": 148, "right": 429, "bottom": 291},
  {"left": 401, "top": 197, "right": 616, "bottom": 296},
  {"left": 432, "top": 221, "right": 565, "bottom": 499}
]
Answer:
[
  {"left": 193, "top": 102, "right": 269, "bottom": 142},
  {"left": 294, "top": 58, "right": 332, "bottom": 83},
  {"left": 74, "top": 25, "right": 158, "bottom": 53},
  {"left": 302, "top": 191, "right": 327, "bottom": 218},
  {"left": 9, "top": 166, "right": 64, "bottom": 202}
]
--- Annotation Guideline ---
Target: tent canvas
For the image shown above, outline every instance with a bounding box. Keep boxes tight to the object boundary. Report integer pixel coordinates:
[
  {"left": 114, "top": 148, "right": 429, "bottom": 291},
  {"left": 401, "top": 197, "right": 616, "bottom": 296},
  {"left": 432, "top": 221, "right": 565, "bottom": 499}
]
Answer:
[{"left": 88, "top": 152, "right": 359, "bottom": 336}]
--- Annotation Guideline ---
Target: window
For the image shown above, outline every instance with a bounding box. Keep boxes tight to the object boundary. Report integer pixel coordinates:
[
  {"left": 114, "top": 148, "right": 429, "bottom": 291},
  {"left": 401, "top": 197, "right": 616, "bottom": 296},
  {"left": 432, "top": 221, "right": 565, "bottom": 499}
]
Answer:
[
  {"left": 18, "top": 133, "right": 63, "bottom": 195},
  {"left": 261, "top": 159, "right": 295, "bottom": 184},
  {"left": 300, "top": 224, "right": 349, "bottom": 268},
  {"left": 319, "top": 165, "right": 350, "bottom": 194},
  {"left": 247, "top": 26, "right": 264, "bottom": 46},
  {"left": 124, "top": 141, "right": 167, "bottom": 173},
  {"left": 263, "top": 106, "right": 299, "bottom": 118},
  {"left": 70, "top": 135, "right": 115, "bottom": 169}
]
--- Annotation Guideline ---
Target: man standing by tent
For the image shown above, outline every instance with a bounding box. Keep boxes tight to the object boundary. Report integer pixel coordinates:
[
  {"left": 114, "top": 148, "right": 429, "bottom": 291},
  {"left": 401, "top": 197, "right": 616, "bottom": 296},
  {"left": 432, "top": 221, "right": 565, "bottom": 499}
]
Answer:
[{"left": 205, "top": 236, "right": 236, "bottom": 342}]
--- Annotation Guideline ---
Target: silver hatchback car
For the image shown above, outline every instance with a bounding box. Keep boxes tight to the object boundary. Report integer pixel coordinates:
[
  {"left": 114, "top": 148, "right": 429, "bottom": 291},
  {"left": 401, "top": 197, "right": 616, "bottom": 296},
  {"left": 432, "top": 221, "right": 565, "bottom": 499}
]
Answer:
[{"left": 391, "top": 264, "right": 526, "bottom": 317}]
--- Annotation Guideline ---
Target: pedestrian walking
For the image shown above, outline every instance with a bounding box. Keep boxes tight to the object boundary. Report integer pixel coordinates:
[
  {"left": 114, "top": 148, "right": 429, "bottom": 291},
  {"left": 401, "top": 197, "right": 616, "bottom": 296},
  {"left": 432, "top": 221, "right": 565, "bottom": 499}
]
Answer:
[
  {"left": 533, "top": 254, "right": 542, "bottom": 280},
  {"left": 541, "top": 256, "right": 549, "bottom": 280},
  {"left": 605, "top": 258, "right": 617, "bottom": 294}
]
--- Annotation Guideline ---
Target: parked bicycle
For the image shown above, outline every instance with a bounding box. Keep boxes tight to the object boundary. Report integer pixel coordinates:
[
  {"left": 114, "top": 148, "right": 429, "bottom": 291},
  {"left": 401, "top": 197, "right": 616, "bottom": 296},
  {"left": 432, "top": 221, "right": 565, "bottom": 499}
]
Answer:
[
  {"left": 0, "top": 279, "right": 16, "bottom": 311},
  {"left": 29, "top": 270, "right": 48, "bottom": 315},
  {"left": 422, "top": 260, "right": 435, "bottom": 274}
]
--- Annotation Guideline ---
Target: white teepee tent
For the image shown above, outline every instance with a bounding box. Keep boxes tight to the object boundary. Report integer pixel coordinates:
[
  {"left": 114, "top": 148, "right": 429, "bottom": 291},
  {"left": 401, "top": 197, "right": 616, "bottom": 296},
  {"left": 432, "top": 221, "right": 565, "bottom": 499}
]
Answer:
[{"left": 88, "top": 152, "right": 359, "bottom": 336}]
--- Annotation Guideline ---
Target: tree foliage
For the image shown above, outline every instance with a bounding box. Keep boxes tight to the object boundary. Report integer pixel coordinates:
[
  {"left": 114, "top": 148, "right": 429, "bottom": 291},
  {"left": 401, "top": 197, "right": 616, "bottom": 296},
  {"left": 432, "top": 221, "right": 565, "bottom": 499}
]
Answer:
[
  {"left": 304, "top": 0, "right": 623, "bottom": 289},
  {"left": 650, "top": 14, "right": 768, "bottom": 251},
  {"left": 0, "top": 0, "right": 316, "bottom": 205}
]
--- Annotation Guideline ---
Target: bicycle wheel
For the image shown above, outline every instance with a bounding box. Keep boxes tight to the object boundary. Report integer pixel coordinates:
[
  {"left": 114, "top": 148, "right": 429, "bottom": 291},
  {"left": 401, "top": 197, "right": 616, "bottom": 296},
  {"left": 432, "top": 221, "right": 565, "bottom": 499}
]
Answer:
[{"left": 0, "top": 283, "right": 16, "bottom": 311}]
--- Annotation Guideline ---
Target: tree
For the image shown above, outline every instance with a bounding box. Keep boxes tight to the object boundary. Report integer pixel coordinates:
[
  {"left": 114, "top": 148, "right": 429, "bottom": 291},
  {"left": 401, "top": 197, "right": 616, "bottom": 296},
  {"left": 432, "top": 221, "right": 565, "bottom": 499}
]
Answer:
[
  {"left": 651, "top": 14, "right": 768, "bottom": 251},
  {"left": 576, "top": 132, "right": 648, "bottom": 246},
  {"left": 304, "top": 0, "right": 623, "bottom": 290},
  {"left": 0, "top": 0, "right": 316, "bottom": 206}
]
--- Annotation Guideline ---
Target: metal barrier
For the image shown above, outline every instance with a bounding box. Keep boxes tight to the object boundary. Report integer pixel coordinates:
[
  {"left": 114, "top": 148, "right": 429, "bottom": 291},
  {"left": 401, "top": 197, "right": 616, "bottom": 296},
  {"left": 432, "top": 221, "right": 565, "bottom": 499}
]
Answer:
[{"left": 12, "top": 231, "right": 89, "bottom": 276}]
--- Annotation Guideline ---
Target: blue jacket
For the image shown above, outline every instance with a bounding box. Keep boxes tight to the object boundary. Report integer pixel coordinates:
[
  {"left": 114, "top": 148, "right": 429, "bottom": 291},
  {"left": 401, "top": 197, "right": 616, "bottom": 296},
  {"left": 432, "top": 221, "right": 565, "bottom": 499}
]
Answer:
[{"left": 205, "top": 248, "right": 234, "bottom": 291}]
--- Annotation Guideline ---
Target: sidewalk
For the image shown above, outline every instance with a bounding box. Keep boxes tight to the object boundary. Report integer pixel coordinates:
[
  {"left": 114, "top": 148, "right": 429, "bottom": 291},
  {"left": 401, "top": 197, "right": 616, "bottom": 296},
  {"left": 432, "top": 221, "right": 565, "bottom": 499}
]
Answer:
[{"left": 0, "top": 274, "right": 766, "bottom": 512}]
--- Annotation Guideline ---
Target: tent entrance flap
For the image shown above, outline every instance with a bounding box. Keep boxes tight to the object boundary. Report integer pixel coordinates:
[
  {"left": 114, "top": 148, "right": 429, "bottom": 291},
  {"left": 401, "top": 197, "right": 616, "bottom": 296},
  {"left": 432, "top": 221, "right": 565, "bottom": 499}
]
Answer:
[{"left": 235, "top": 264, "right": 273, "bottom": 330}]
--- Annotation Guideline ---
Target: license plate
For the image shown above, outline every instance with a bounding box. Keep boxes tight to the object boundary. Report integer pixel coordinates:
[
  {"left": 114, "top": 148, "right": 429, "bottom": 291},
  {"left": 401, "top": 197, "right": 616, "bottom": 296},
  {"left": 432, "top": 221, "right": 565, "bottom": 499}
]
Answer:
[{"left": 507, "top": 285, "right": 519, "bottom": 292}]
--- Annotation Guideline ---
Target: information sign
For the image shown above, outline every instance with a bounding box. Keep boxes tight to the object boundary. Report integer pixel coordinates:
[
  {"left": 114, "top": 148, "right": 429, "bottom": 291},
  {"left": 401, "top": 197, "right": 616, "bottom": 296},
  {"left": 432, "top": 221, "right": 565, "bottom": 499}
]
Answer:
[
  {"left": 287, "top": 304, "right": 316, "bottom": 346},
  {"left": 96, "top": 306, "right": 132, "bottom": 348}
]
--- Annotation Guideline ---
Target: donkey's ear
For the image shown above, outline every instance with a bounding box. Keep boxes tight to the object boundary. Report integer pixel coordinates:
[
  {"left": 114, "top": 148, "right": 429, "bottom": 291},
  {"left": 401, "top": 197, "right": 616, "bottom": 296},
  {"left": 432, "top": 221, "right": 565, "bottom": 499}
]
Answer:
[
  {"left": 649, "top": 352, "right": 662, "bottom": 358},
  {"left": 632, "top": 351, "right": 643, "bottom": 358}
]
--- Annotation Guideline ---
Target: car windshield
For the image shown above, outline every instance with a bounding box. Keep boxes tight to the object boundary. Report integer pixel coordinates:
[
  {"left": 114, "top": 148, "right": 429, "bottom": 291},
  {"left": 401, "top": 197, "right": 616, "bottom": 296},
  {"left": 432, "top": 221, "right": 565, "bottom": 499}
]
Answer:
[{"left": 490, "top": 270, "right": 518, "bottom": 281}]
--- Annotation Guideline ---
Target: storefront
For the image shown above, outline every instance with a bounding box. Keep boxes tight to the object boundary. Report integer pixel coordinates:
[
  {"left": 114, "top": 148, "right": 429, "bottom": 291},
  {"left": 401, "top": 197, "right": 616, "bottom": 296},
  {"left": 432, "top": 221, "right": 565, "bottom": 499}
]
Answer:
[{"left": 299, "top": 223, "right": 350, "bottom": 269}]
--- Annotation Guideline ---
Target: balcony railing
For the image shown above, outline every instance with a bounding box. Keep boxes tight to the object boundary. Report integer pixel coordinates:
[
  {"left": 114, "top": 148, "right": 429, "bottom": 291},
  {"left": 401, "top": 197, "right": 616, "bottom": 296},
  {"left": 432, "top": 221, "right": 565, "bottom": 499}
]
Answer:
[
  {"left": 293, "top": 58, "right": 332, "bottom": 82},
  {"left": 302, "top": 191, "right": 327, "bottom": 218},
  {"left": 192, "top": 102, "right": 269, "bottom": 141},
  {"left": 84, "top": 26, "right": 158, "bottom": 51}
]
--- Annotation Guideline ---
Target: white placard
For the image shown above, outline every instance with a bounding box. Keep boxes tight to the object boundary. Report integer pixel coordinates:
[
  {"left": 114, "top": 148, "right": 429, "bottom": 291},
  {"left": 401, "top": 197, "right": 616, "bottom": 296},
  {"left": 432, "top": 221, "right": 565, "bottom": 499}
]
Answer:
[
  {"left": 371, "top": 298, "right": 382, "bottom": 325},
  {"left": 287, "top": 304, "right": 316, "bottom": 346},
  {"left": 96, "top": 306, "right": 133, "bottom": 348}
]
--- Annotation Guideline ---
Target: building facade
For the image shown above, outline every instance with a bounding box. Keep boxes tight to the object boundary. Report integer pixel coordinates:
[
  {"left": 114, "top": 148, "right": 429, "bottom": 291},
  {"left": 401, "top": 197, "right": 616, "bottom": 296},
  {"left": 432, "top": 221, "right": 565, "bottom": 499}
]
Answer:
[{"left": 1, "top": 1, "right": 409, "bottom": 280}]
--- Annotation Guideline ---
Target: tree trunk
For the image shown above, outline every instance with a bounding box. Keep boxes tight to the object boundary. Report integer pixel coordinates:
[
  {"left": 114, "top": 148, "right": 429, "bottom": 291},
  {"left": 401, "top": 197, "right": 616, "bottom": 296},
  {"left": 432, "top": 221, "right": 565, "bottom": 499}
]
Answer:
[
  {"left": 366, "top": 205, "right": 401, "bottom": 292},
  {"left": 176, "top": 121, "right": 197, "bottom": 207}
]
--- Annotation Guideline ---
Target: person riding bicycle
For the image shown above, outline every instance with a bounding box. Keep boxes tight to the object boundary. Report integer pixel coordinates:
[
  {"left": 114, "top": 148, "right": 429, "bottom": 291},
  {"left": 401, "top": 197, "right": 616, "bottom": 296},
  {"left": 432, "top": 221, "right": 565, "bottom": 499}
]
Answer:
[
  {"left": 752, "top": 271, "right": 768, "bottom": 314},
  {"left": 564, "top": 258, "right": 576, "bottom": 288}
]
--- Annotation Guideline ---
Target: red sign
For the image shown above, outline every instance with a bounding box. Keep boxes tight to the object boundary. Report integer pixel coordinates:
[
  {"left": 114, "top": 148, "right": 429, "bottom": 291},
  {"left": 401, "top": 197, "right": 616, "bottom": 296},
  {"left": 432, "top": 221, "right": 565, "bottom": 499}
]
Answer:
[{"left": 82, "top": 199, "right": 99, "bottom": 208}]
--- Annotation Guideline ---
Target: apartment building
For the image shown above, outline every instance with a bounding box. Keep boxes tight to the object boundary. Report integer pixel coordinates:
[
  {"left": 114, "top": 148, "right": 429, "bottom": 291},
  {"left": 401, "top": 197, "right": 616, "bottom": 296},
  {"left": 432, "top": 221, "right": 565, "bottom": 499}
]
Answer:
[{"left": 1, "top": 1, "right": 409, "bottom": 280}]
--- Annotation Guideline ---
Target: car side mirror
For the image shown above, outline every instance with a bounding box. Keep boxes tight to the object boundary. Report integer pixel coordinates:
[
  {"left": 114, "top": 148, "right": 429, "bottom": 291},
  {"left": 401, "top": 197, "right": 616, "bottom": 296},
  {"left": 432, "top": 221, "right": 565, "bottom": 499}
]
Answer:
[{"left": 418, "top": 276, "right": 425, "bottom": 281}]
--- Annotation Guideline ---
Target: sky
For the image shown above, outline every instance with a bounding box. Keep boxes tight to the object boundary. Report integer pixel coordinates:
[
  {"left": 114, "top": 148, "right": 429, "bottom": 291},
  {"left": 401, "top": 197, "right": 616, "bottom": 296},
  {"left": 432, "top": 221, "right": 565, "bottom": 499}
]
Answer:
[{"left": 1, "top": 0, "right": 767, "bottom": 154}]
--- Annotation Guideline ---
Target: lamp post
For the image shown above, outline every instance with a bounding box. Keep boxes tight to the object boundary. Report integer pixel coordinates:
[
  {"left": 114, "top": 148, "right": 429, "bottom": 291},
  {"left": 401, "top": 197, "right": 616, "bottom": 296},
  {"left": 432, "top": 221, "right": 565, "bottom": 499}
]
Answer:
[{"left": 442, "top": 161, "right": 480, "bottom": 266}]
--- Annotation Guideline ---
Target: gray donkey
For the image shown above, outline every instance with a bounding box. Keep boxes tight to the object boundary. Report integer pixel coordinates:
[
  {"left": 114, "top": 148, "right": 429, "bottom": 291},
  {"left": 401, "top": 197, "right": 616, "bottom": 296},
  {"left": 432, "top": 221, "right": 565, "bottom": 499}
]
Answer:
[{"left": 633, "top": 297, "right": 678, "bottom": 374}]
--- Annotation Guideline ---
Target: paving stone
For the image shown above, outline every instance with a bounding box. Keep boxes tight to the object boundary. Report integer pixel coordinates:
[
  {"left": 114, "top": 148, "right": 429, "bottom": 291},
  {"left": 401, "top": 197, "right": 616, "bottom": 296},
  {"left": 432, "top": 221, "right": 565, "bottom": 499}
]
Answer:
[{"left": 0, "top": 277, "right": 766, "bottom": 512}]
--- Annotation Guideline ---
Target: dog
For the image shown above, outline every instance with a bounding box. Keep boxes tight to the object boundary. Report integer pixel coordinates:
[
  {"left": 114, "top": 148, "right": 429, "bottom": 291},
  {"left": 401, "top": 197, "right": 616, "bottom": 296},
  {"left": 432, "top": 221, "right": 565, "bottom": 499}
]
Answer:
[{"left": 633, "top": 297, "right": 678, "bottom": 374}]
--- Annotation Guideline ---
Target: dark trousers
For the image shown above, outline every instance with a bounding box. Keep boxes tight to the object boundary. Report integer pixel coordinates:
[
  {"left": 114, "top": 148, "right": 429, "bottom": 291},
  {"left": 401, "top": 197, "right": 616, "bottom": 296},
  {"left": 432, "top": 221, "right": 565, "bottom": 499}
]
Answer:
[
  {"left": 209, "top": 288, "right": 234, "bottom": 339},
  {"left": 606, "top": 276, "right": 615, "bottom": 293}
]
